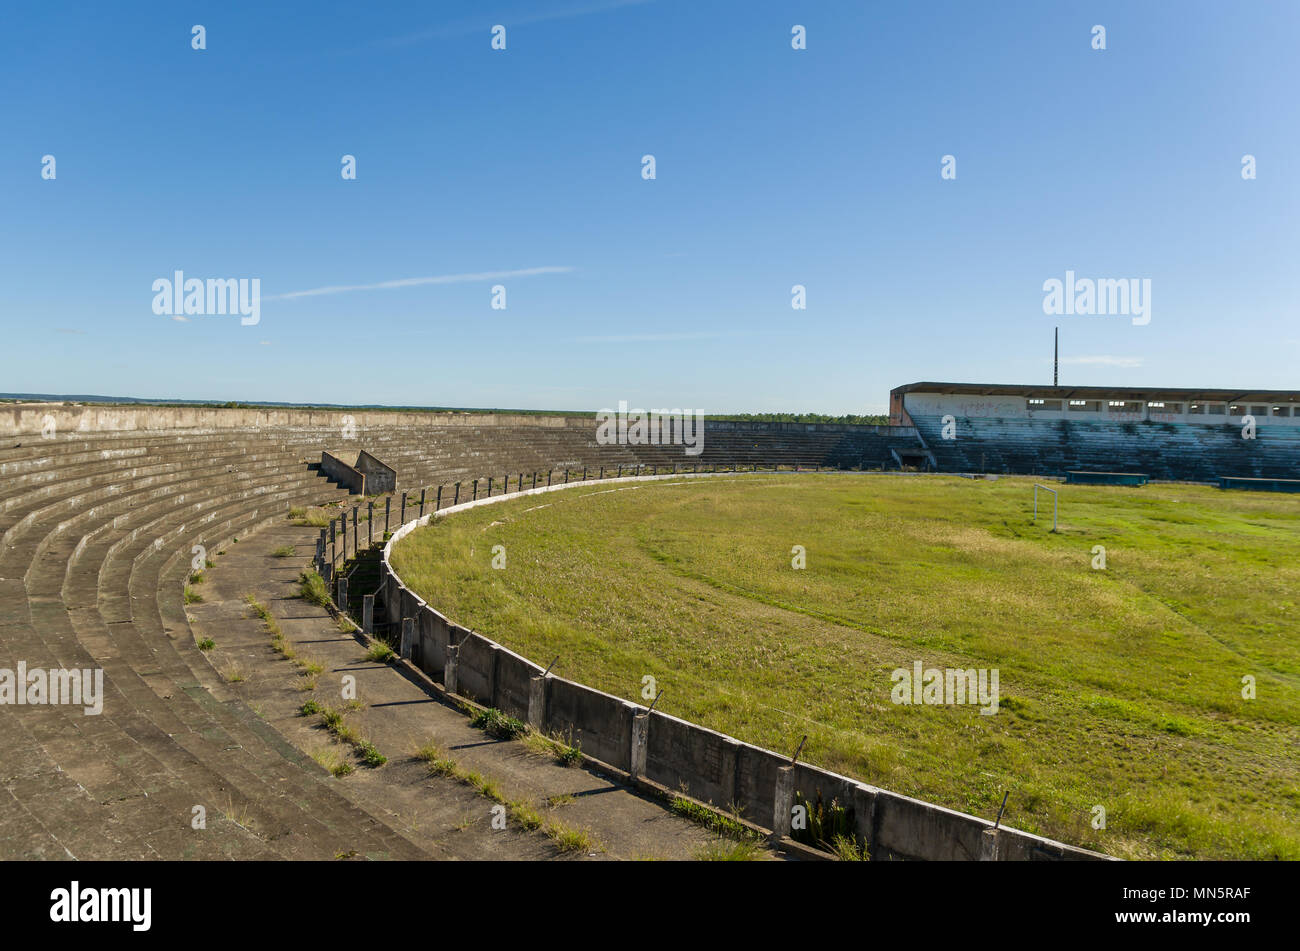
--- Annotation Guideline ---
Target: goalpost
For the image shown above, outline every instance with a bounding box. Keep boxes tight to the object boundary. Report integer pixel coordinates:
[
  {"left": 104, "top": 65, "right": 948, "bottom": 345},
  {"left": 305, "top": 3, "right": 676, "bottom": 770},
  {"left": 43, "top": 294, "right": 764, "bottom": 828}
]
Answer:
[{"left": 1033, "top": 483, "right": 1058, "bottom": 532}]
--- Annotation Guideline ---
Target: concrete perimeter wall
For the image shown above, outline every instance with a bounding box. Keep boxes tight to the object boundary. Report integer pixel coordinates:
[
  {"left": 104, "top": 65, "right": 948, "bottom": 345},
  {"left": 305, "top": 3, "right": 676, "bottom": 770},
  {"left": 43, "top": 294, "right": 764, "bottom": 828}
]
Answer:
[
  {"left": 1, "top": 402, "right": 905, "bottom": 440},
  {"left": 1, "top": 403, "right": 589, "bottom": 438},
  {"left": 377, "top": 473, "right": 1111, "bottom": 862}
]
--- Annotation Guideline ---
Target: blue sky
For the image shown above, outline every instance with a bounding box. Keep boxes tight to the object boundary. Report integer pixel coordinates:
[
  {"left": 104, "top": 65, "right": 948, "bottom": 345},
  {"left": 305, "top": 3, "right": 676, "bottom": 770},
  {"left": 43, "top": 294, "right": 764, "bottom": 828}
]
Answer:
[{"left": 2, "top": 0, "right": 1296, "bottom": 414}]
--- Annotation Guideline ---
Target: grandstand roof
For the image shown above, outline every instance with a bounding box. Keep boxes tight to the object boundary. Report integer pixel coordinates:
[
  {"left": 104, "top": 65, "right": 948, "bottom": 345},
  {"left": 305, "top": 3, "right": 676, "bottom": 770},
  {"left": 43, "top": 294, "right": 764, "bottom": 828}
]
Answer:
[{"left": 891, "top": 382, "right": 1300, "bottom": 403}]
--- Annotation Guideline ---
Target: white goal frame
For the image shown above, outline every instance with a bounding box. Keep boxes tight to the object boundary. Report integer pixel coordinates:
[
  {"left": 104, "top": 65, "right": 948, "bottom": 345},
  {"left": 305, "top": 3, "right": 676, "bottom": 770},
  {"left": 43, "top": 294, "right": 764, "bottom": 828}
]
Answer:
[{"left": 1033, "top": 483, "right": 1058, "bottom": 533}]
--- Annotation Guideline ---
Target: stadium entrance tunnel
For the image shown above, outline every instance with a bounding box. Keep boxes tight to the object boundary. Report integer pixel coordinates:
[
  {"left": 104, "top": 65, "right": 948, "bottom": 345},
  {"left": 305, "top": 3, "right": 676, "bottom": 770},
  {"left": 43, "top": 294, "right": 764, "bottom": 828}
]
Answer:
[{"left": 891, "top": 447, "right": 933, "bottom": 471}]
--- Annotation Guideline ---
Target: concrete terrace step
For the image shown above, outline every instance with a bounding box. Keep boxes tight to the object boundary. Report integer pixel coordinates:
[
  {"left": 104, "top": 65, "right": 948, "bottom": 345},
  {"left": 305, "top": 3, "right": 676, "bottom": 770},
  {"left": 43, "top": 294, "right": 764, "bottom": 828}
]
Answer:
[
  {"left": 0, "top": 450, "right": 317, "bottom": 556},
  {"left": 82, "top": 516, "right": 419, "bottom": 847},
  {"left": 0, "top": 617, "right": 281, "bottom": 860},
  {"left": 0, "top": 448, "right": 438, "bottom": 859}
]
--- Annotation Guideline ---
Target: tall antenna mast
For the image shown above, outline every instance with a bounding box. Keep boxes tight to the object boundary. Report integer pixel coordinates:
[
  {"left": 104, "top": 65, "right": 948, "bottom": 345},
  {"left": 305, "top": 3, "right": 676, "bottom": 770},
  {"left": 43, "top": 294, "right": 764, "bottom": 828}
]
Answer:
[{"left": 1053, "top": 326, "right": 1059, "bottom": 387}]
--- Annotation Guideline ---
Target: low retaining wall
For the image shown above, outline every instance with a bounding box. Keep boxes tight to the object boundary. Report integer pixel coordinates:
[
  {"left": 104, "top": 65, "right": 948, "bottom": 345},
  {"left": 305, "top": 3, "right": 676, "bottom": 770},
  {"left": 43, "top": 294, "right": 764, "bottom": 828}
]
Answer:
[{"left": 376, "top": 472, "right": 1111, "bottom": 862}]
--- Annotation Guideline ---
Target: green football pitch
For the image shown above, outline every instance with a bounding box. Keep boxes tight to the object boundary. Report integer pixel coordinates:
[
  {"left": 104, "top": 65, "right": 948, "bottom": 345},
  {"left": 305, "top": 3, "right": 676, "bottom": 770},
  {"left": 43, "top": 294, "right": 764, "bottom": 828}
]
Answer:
[{"left": 391, "top": 473, "right": 1300, "bottom": 859}]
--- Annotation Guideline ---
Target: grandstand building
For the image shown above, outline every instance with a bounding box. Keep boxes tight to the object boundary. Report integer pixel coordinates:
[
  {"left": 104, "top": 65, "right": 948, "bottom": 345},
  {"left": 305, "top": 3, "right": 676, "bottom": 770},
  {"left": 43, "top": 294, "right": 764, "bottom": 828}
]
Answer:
[{"left": 890, "top": 382, "right": 1300, "bottom": 482}]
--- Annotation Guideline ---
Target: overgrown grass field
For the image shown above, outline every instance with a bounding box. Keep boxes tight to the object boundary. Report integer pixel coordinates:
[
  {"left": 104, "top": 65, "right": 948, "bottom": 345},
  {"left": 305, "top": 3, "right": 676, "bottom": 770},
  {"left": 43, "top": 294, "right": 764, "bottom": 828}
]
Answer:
[{"left": 391, "top": 473, "right": 1300, "bottom": 859}]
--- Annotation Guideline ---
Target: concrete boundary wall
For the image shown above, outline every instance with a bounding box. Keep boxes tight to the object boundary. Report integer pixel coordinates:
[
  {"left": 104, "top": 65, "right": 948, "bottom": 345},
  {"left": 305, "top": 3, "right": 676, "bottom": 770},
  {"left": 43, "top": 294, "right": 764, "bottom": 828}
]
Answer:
[
  {"left": 1, "top": 402, "right": 911, "bottom": 440},
  {"left": 378, "top": 472, "right": 1111, "bottom": 862},
  {"left": 2, "top": 404, "right": 586, "bottom": 437}
]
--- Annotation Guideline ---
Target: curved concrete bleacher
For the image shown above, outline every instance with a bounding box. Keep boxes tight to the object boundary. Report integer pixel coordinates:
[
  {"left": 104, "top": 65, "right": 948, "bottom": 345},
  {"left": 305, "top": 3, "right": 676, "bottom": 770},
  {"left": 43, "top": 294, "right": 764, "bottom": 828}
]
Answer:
[
  {"left": 0, "top": 407, "right": 911, "bottom": 860},
  {"left": 910, "top": 414, "right": 1300, "bottom": 481},
  {"left": 0, "top": 429, "right": 443, "bottom": 859},
  {"left": 303, "top": 421, "right": 908, "bottom": 490}
]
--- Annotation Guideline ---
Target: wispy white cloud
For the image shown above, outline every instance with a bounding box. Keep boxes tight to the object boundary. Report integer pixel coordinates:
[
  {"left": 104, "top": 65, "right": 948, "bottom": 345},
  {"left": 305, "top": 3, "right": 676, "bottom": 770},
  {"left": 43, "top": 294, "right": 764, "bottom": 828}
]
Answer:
[
  {"left": 384, "top": 0, "right": 656, "bottom": 46},
  {"left": 267, "top": 266, "right": 575, "bottom": 301},
  {"left": 1061, "top": 355, "right": 1144, "bottom": 368}
]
